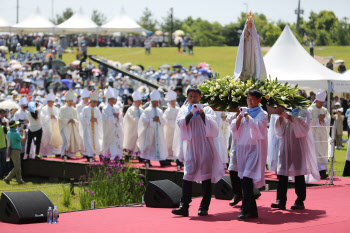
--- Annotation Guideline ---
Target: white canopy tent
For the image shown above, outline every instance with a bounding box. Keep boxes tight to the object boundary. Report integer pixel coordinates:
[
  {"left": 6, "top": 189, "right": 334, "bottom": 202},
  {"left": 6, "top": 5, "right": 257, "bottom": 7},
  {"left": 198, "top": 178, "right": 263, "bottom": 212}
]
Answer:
[
  {"left": 264, "top": 25, "right": 350, "bottom": 110},
  {"left": 0, "top": 16, "right": 11, "bottom": 32},
  {"left": 100, "top": 8, "right": 145, "bottom": 33},
  {"left": 56, "top": 9, "right": 98, "bottom": 33},
  {"left": 11, "top": 7, "right": 55, "bottom": 33}
]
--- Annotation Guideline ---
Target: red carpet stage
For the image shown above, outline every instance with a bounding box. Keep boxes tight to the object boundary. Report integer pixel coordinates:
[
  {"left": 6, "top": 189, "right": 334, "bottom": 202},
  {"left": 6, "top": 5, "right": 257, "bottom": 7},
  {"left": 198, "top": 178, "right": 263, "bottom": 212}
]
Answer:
[{"left": 1, "top": 179, "right": 350, "bottom": 233}]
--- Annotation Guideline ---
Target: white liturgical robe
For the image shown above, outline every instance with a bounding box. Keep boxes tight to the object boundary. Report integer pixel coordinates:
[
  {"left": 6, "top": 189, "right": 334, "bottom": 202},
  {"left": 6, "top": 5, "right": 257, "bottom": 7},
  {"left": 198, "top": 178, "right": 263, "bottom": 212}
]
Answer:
[
  {"left": 81, "top": 105, "right": 103, "bottom": 157},
  {"left": 213, "top": 111, "right": 231, "bottom": 165},
  {"left": 40, "top": 105, "right": 62, "bottom": 156},
  {"left": 163, "top": 106, "right": 180, "bottom": 160},
  {"left": 123, "top": 105, "right": 143, "bottom": 152}
]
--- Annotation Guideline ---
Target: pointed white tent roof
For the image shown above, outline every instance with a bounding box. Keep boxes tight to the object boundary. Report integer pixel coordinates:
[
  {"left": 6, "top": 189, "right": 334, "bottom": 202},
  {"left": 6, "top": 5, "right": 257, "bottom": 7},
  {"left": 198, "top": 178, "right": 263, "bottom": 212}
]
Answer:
[
  {"left": 56, "top": 9, "right": 98, "bottom": 33},
  {"left": 12, "top": 7, "right": 55, "bottom": 33},
  {"left": 0, "top": 16, "right": 11, "bottom": 32},
  {"left": 263, "top": 25, "right": 350, "bottom": 92},
  {"left": 100, "top": 8, "right": 145, "bottom": 33}
]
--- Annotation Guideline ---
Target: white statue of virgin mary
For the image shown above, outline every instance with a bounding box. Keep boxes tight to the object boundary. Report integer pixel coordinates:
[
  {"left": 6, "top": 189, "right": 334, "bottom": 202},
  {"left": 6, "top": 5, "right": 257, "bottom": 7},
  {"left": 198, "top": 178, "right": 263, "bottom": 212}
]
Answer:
[{"left": 234, "top": 12, "right": 267, "bottom": 80}]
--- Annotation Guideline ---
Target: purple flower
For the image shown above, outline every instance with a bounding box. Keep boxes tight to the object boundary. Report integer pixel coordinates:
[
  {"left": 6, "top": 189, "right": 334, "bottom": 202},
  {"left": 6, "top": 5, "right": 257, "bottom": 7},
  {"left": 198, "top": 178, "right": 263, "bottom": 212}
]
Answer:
[
  {"left": 90, "top": 191, "right": 95, "bottom": 196},
  {"left": 85, "top": 189, "right": 90, "bottom": 193},
  {"left": 140, "top": 174, "right": 145, "bottom": 178},
  {"left": 82, "top": 181, "right": 86, "bottom": 186},
  {"left": 138, "top": 183, "right": 144, "bottom": 186},
  {"left": 115, "top": 156, "right": 120, "bottom": 161}
]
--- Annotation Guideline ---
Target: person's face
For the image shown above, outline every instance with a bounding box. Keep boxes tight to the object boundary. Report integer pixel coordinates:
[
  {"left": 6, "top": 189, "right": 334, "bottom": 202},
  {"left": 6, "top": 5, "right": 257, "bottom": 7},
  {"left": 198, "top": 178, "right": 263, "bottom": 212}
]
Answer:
[
  {"left": 246, "top": 20, "right": 253, "bottom": 29},
  {"left": 134, "top": 100, "right": 142, "bottom": 108},
  {"left": 21, "top": 105, "right": 26, "bottom": 111},
  {"left": 169, "top": 100, "right": 176, "bottom": 108},
  {"left": 151, "top": 101, "right": 159, "bottom": 108},
  {"left": 0, "top": 112, "right": 5, "bottom": 118},
  {"left": 187, "top": 91, "right": 201, "bottom": 105},
  {"left": 90, "top": 100, "right": 98, "bottom": 108},
  {"left": 82, "top": 97, "right": 89, "bottom": 104},
  {"left": 127, "top": 99, "right": 133, "bottom": 105},
  {"left": 108, "top": 98, "right": 115, "bottom": 106},
  {"left": 47, "top": 100, "right": 54, "bottom": 108},
  {"left": 346, "top": 94, "right": 350, "bottom": 99},
  {"left": 247, "top": 94, "right": 261, "bottom": 108},
  {"left": 67, "top": 100, "right": 73, "bottom": 107},
  {"left": 315, "top": 100, "right": 324, "bottom": 109},
  {"left": 335, "top": 97, "right": 339, "bottom": 101}
]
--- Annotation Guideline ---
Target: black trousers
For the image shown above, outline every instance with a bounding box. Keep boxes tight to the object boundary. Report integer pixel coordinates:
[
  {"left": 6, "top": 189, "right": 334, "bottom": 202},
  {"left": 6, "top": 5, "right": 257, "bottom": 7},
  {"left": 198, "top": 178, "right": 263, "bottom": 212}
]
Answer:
[
  {"left": 26, "top": 128, "right": 43, "bottom": 155},
  {"left": 241, "top": 177, "right": 257, "bottom": 213},
  {"left": 277, "top": 175, "right": 306, "bottom": 205},
  {"left": 181, "top": 179, "right": 211, "bottom": 210},
  {"left": 229, "top": 171, "right": 242, "bottom": 196}
]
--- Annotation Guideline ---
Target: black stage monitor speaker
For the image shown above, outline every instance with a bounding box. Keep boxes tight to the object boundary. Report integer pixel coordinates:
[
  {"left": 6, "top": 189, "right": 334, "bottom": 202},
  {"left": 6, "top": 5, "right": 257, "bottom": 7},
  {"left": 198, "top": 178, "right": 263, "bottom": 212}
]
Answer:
[
  {"left": 144, "top": 180, "right": 182, "bottom": 208},
  {"left": 0, "top": 191, "right": 54, "bottom": 224},
  {"left": 215, "top": 176, "right": 262, "bottom": 200},
  {"left": 215, "top": 176, "right": 234, "bottom": 200}
]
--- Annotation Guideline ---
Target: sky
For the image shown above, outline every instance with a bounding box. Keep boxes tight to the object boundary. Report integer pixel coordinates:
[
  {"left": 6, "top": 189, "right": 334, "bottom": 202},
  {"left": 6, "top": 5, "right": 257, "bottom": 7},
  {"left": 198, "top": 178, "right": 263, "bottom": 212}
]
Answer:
[{"left": 1, "top": 0, "right": 349, "bottom": 26}]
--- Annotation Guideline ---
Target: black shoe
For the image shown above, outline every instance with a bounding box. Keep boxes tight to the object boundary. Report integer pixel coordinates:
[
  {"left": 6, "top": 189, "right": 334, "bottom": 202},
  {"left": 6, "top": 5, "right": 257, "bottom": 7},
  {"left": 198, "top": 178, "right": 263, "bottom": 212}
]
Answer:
[
  {"left": 244, "top": 211, "right": 258, "bottom": 219},
  {"left": 198, "top": 208, "right": 208, "bottom": 216},
  {"left": 291, "top": 203, "right": 305, "bottom": 210},
  {"left": 229, "top": 195, "right": 242, "bottom": 206},
  {"left": 172, "top": 204, "right": 189, "bottom": 217},
  {"left": 271, "top": 201, "right": 286, "bottom": 210},
  {"left": 237, "top": 210, "right": 246, "bottom": 219},
  {"left": 3, "top": 178, "right": 10, "bottom": 185}
]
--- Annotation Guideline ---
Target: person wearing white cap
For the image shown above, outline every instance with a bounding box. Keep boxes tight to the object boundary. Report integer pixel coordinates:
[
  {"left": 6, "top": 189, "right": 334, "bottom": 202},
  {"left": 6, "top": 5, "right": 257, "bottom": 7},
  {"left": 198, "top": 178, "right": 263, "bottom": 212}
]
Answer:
[
  {"left": 163, "top": 90, "right": 180, "bottom": 161},
  {"left": 81, "top": 91, "right": 103, "bottom": 162},
  {"left": 102, "top": 87, "right": 123, "bottom": 161},
  {"left": 25, "top": 102, "right": 43, "bottom": 159},
  {"left": 308, "top": 89, "right": 331, "bottom": 179},
  {"left": 14, "top": 97, "right": 29, "bottom": 124},
  {"left": 59, "top": 90, "right": 81, "bottom": 159},
  {"left": 76, "top": 89, "right": 90, "bottom": 156},
  {"left": 213, "top": 110, "right": 231, "bottom": 167},
  {"left": 123, "top": 91, "right": 144, "bottom": 161},
  {"left": 332, "top": 107, "right": 344, "bottom": 150},
  {"left": 39, "top": 92, "right": 62, "bottom": 157},
  {"left": 137, "top": 90, "right": 168, "bottom": 166}
]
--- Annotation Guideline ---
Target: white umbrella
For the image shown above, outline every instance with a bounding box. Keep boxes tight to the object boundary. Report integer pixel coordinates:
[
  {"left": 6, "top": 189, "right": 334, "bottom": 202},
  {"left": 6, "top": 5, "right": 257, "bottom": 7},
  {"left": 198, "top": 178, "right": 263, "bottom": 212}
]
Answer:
[
  {"left": 122, "top": 62, "right": 132, "bottom": 69},
  {"left": 9, "top": 60, "right": 19, "bottom": 65},
  {"left": 0, "top": 45, "right": 8, "bottom": 51},
  {"left": 11, "top": 63, "right": 23, "bottom": 70},
  {"left": 155, "top": 30, "right": 163, "bottom": 36},
  {"left": 174, "top": 30, "right": 184, "bottom": 36},
  {"left": 71, "top": 60, "right": 81, "bottom": 65},
  {"left": 130, "top": 65, "right": 142, "bottom": 72},
  {"left": 335, "top": 60, "right": 345, "bottom": 64},
  {"left": 113, "top": 61, "right": 122, "bottom": 69},
  {"left": 0, "top": 100, "right": 20, "bottom": 109}
]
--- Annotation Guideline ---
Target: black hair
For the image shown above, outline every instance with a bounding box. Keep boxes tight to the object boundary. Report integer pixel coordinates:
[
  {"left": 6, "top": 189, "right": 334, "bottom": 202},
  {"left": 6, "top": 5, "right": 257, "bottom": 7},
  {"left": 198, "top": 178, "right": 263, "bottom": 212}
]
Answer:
[
  {"left": 126, "top": 95, "right": 133, "bottom": 102},
  {"left": 246, "top": 88, "right": 262, "bottom": 99},
  {"left": 30, "top": 111, "right": 39, "bottom": 120},
  {"left": 9, "top": 120, "right": 16, "bottom": 128},
  {"left": 174, "top": 86, "right": 183, "bottom": 93},
  {"left": 186, "top": 85, "right": 202, "bottom": 96}
]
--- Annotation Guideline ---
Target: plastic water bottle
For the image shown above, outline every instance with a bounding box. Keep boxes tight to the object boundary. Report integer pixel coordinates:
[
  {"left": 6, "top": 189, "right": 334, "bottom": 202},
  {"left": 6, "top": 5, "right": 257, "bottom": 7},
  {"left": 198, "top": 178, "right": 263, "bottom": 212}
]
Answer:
[
  {"left": 47, "top": 207, "right": 52, "bottom": 224},
  {"left": 52, "top": 206, "right": 58, "bottom": 223}
]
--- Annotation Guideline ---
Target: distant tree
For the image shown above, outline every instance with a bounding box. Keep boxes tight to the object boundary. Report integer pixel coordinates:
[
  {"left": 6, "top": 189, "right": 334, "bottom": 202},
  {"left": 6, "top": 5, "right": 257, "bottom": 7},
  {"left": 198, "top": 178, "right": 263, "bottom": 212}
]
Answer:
[
  {"left": 91, "top": 9, "right": 107, "bottom": 26},
  {"left": 137, "top": 7, "right": 158, "bottom": 32},
  {"left": 51, "top": 8, "right": 73, "bottom": 25}
]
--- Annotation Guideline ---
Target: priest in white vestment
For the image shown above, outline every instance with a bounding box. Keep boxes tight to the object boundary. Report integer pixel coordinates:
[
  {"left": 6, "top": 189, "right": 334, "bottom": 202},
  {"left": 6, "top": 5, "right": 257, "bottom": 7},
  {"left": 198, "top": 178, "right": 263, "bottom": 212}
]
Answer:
[
  {"left": 123, "top": 91, "right": 143, "bottom": 160},
  {"left": 172, "top": 86, "right": 224, "bottom": 217},
  {"left": 163, "top": 90, "right": 180, "bottom": 160},
  {"left": 39, "top": 93, "right": 62, "bottom": 157},
  {"left": 271, "top": 109, "right": 320, "bottom": 210},
  {"left": 102, "top": 87, "right": 123, "bottom": 160},
  {"left": 308, "top": 89, "right": 331, "bottom": 179},
  {"left": 76, "top": 89, "right": 90, "bottom": 157},
  {"left": 59, "top": 90, "right": 81, "bottom": 158},
  {"left": 213, "top": 111, "right": 230, "bottom": 166},
  {"left": 81, "top": 91, "right": 103, "bottom": 162},
  {"left": 137, "top": 90, "right": 168, "bottom": 166}
]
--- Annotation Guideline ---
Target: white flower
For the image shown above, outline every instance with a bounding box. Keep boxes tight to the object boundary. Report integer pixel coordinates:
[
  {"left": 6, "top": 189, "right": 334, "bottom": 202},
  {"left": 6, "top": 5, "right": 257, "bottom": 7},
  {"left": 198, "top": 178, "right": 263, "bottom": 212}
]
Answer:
[
  {"left": 216, "top": 85, "right": 220, "bottom": 89},
  {"left": 229, "top": 83, "right": 233, "bottom": 88}
]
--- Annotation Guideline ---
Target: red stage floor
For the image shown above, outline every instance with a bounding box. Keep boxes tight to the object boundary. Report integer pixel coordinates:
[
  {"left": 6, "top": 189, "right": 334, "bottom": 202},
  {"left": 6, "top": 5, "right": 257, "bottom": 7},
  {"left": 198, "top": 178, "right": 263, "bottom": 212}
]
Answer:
[{"left": 1, "top": 179, "right": 350, "bottom": 233}]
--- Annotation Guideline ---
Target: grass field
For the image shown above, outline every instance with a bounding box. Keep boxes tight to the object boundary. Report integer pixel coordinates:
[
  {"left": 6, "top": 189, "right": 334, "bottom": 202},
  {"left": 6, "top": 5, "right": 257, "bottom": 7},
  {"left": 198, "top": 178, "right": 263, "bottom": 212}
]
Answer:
[{"left": 19, "top": 45, "right": 350, "bottom": 77}]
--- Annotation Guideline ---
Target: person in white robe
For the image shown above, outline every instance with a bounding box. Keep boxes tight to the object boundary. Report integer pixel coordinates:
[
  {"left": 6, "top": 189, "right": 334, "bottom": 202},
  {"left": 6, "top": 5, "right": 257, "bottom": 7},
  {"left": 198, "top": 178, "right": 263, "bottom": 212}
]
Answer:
[
  {"left": 308, "top": 89, "right": 331, "bottom": 179},
  {"left": 39, "top": 93, "right": 62, "bottom": 157},
  {"left": 163, "top": 90, "right": 180, "bottom": 161},
  {"left": 172, "top": 86, "right": 225, "bottom": 217},
  {"left": 231, "top": 89, "right": 268, "bottom": 219},
  {"left": 76, "top": 89, "right": 89, "bottom": 157},
  {"left": 343, "top": 116, "right": 350, "bottom": 176},
  {"left": 102, "top": 87, "right": 123, "bottom": 161},
  {"left": 123, "top": 91, "right": 143, "bottom": 161},
  {"left": 14, "top": 97, "right": 30, "bottom": 158},
  {"left": 137, "top": 90, "right": 169, "bottom": 166},
  {"left": 271, "top": 109, "right": 320, "bottom": 210},
  {"left": 267, "top": 114, "right": 281, "bottom": 172},
  {"left": 234, "top": 12, "right": 266, "bottom": 81},
  {"left": 81, "top": 91, "right": 103, "bottom": 162},
  {"left": 213, "top": 111, "right": 230, "bottom": 166},
  {"left": 59, "top": 90, "right": 81, "bottom": 159}
]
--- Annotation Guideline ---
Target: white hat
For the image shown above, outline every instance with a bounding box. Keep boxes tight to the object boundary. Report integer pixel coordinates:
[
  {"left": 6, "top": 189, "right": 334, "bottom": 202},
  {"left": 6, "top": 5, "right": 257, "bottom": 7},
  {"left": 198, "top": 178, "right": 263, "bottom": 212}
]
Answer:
[
  {"left": 150, "top": 90, "right": 161, "bottom": 101},
  {"left": 65, "top": 90, "right": 75, "bottom": 101},
  {"left": 105, "top": 86, "right": 115, "bottom": 99},
  {"left": 113, "top": 89, "right": 119, "bottom": 98},
  {"left": 132, "top": 91, "right": 142, "bottom": 101},
  {"left": 90, "top": 90, "right": 99, "bottom": 101},
  {"left": 35, "top": 96, "right": 41, "bottom": 101},
  {"left": 19, "top": 97, "right": 28, "bottom": 105},
  {"left": 11, "top": 90, "right": 18, "bottom": 95},
  {"left": 335, "top": 102, "right": 341, "bottom": 106},
  {"left": 316, "top": 89, "right": 327, "bottom": 102},
  {"left": 61, "top": 96, "right": 66, "bottom": 101},
  {"left": 165, "top": 90, "right": 177, "bottom": 101},
  {"left": 337, "top": 107, "right": 344, "bottom": 112},
  {"left": 81, "top": 89, "right": 90, "bottom": 98},
  {"left": 46, "top": 92, "right": 56, "bottom": 102},
  {"left": 75, "top": 83, "right": 81, "bottom": 88}
]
